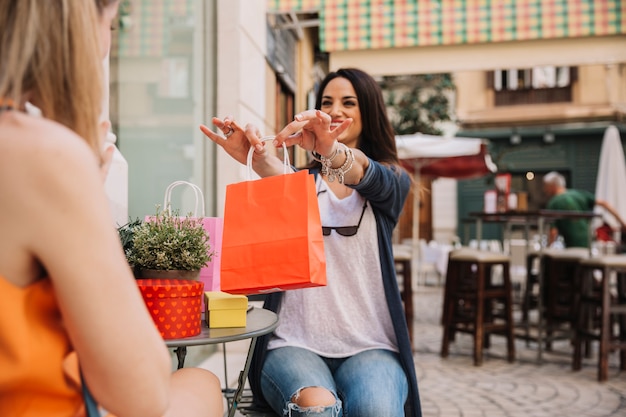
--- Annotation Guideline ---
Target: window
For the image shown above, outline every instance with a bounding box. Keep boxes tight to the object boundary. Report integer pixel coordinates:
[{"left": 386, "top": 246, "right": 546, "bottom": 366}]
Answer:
[
  {"left": 110, "top": 0, "right": 213, "bottom": 220},
  {"left": 489, "top": 67, "right": 576, "bottom": 106}
]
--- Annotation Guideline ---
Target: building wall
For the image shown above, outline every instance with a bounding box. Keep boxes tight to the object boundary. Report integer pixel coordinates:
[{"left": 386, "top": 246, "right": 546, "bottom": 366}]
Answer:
[
  {"left": 330, "top": 36, "right": 626, "bottom": 76},
  {"left": 213, "top": 0, "right": 269, "bottom": 216},
  {"left": 432, "top": 178, "right": 458, "bottom": 244},
  {"left": 455, "top": 61, "right": 626, "bottom": 242},
  {"left": 323, "top": 33, "right": 626, "bottom": 243},
  {"left": 456, "top": 64, "right": 625, "bottom": 129}
]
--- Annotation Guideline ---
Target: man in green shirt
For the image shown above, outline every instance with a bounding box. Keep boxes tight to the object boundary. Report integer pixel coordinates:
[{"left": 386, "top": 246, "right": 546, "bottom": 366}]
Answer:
[{"left": 543, "top": 171, "right": 614, "bottom": 247}]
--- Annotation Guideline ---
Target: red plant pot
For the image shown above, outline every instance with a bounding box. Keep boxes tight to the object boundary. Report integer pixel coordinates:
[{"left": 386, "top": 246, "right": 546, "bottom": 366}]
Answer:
[{"left": 137, "top": 279, "right": 204, "bottom": 339}]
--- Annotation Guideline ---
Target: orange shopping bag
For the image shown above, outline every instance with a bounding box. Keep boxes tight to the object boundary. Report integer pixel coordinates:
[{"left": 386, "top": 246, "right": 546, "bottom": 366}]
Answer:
[{"left": 220, "top": 140, "right": 326, "bottom": 294}]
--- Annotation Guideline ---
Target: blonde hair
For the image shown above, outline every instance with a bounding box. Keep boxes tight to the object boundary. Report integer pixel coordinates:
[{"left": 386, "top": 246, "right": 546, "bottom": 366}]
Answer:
[{"left": 0, "top": 0, "right": 104, "bottom": 155}]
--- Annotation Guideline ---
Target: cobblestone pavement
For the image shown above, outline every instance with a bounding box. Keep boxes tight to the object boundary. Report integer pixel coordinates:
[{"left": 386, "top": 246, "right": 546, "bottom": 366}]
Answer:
[
  {"left": 412, "top": 286, "right": 626, "bottom": 417},
  {"left": 193, "top": 285, "right": 626, "bottom": 417}
]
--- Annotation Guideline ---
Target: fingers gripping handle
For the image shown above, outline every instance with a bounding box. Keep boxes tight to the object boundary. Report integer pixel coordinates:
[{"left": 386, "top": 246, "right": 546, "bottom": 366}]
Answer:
[{"left": 246, "top": 136, "right": 290, "bottom": 180}]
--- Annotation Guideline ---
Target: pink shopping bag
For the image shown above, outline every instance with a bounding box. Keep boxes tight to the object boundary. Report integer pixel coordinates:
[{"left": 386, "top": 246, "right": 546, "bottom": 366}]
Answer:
[
  {"left": 145, "top": 181, "right": 223, "bottom": 301},
  {"left": 197, "top": 217, "right": 223, "bottom": 292}
]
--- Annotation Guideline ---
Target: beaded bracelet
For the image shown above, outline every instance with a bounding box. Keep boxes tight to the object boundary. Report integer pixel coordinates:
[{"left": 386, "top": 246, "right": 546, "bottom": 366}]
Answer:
[
  {"left": 311, "top": 142, "right": 355, "bottom": 184},
  {"left": 311, "top": 141, "right": 340, "bottom": 176},
  {"left": 311, "top": 141, "right": 340, "bottom": 165},
  {"left": 328, "top": 147, "right": 354, "bottom": 184}
]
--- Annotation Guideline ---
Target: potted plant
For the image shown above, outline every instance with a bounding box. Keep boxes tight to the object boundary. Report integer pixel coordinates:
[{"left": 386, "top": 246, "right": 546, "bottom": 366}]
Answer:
[
  {"left": 117, "top": 217, "right": 143, "bottom": 275},
  {"left": 122, "top": 207, "right": 213, "bottom": 280}
]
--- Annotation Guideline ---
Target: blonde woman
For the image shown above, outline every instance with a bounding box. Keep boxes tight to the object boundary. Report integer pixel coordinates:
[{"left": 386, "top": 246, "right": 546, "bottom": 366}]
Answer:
[{"left": 0, "top": 1, "right": 222, "bottom": 416}]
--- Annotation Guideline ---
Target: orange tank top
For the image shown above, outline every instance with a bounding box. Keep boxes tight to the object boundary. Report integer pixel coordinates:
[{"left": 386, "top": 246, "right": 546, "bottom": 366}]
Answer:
[{"left": 0, "top": 275, "right": 85, "bottom": 417}]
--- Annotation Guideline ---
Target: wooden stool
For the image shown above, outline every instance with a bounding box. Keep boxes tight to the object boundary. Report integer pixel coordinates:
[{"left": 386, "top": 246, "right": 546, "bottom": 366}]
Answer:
[
  {"left": 393, "top": 244, "right": 414, "bottom": 347},
  {"left": 541, "top": 248, "right": 590, "bottom": 348},
  {"left": 441, "top": 249, "right": 515, "bottom": 366},
  {"left": 573, "top": 255, "right": 626, "bottom": 381},
  {"left": 395, "top": 256, "right": 413, "bottom": 345},
  {"left": 521, "top": 251, "right": 540, "bottom": 323}
]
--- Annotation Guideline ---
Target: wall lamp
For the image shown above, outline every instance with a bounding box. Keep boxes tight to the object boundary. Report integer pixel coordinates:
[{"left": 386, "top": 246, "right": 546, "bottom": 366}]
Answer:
[{"left": 543, "top": 129, "right": 555, "bottom": 144}]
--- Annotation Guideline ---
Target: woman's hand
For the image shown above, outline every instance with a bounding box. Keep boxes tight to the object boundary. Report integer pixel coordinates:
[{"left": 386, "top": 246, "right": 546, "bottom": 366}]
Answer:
[
  {"left": 273, "top": 110, "right": 352, "bottom": 157},
  {"left": 200, "top": 117, "right": 287, "bottom": 177},
  {"left": 200, "top": 117, "right": 264, "bottom": 165},
  {"left": 99, "top": 144, "right": 114, "bottom": 182},
  {"left": 98, "top": 121, "right": 114, "bottom": 182}
]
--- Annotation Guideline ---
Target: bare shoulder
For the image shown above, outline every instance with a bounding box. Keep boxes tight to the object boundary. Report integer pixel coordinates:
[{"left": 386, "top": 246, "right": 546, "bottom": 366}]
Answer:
[
  {"left": 0, "top": 111, "right": 102, "bottom": 219},
  {"left": 0, "top": 112, "right": 102, "bottom": 286},
  {"left": 0, "top": 111, "right": 98, "bottom": 179},
  {"left": 0, "top": 111, "right": 94, "bottom": 157}
]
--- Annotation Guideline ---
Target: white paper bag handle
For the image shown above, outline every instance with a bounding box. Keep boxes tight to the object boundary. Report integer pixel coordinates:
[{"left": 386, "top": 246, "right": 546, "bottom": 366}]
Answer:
[
  {"left": 246, "top": 136, "right": 290, "bottom": 180},
  {"left": 163, "top": 180, "right": 205, "bottom": 216}
]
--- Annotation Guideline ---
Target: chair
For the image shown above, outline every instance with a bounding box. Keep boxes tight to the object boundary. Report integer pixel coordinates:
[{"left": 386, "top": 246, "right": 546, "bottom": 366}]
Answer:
[
  {"left": 520, "top": 248, "right": 590, "bottom": 346},
  {"left": 573, "top": 255, "right": 626, "bottom": 381},
  {"left": 521, "top": 251, "right": 540, "bottom": 324},
  {"left": 415, "top": 239, "right": 441, "bottom": 286},
  {"left": 541, "top": 248, "right": 590, "bottom": 348},
  {"left": 441, "top": 248, "right": 516, "bottom": 366},
  {"left": 393, "top": 243, "right": 414, "bottom": 346}
]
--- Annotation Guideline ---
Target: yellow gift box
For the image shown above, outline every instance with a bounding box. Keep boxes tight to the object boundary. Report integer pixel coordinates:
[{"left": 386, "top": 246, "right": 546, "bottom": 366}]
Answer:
[{"left": 204, "top": 291, "right": 248, "bottom": 328}]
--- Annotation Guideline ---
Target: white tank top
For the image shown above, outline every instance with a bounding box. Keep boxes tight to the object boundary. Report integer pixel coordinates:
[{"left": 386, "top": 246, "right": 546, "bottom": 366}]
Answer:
[{"left": 267, "top": 177, "right": 398, "bottom": 357}]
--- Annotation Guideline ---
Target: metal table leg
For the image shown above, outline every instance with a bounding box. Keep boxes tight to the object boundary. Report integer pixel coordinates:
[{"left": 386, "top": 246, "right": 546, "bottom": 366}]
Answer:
[
  {"left": 227, "top": 337, "right": 259, "bottom": 417},
  {"left": 174, "top": 346, "right": 187, "bottom": 369}
]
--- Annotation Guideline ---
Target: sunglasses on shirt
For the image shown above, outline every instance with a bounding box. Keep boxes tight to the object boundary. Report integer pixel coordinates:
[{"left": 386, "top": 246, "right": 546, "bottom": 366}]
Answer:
[{"left": 317, "top": 190, "right": 368, "bottom": 237}]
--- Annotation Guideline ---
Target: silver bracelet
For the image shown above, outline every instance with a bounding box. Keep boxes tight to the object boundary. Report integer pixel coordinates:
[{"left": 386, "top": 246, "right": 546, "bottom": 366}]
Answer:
[
  {"left": 312, "top": 141, "right": 343, "bottom": 177},
  {"left": 311, "top": 141, "right": 340, "bottom": 165},
  {"left": 327, "top": 147, "right": 355, "bottom": 184}
]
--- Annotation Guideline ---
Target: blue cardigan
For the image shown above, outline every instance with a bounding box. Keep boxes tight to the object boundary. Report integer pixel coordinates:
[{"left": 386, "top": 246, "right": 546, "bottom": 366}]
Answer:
[{"left": 248, "top": 160, "right": 422, "bottom": 417}]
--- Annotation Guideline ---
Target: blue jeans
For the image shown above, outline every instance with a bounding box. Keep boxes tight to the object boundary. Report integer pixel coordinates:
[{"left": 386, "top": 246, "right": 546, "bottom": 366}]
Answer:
[{"left": 260, "top": 346, "right": 408, "bottom": 417}]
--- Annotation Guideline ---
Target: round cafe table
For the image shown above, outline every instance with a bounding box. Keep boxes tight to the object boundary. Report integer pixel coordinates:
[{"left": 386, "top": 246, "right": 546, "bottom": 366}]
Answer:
[{"left": 165, "top": 307, "right": 278, "bottom": 417}]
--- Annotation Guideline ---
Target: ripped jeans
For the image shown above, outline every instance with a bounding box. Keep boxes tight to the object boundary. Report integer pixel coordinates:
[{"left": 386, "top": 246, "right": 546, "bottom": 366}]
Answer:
[{"left": 260, "top": 346, "right": 408, "bottom": 417}]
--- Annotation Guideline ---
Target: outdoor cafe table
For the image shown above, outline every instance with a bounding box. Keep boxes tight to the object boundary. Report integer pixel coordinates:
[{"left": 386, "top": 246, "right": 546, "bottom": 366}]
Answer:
[
  {"left": 468, "top": 210, "right": 599, "bottom": 363},
  {"left": 165, "top": 307, "right": 279, "bottom": 417}
]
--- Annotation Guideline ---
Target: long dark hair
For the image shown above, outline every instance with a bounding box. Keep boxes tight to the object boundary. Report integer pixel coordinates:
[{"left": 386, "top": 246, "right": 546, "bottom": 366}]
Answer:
[{"left": 314, "top": 68, "right": 399, "bottom": 165}]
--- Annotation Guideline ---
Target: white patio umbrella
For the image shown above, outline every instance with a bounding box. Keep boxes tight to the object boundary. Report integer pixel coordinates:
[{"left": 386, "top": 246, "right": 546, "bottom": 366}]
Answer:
[
  {"left": 395, "top": 133, "right": 497, "bottom": 283},
  {"left": 594, "top": 125, "right": 626, "bottom": 232}
]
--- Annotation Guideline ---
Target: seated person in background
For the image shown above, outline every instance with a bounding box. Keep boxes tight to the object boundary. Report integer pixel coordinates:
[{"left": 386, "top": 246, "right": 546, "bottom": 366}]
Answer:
[
  {"left": 543, "top": 171, "right": 619, "bottom": 248},
  {"left": 0, "top": 1, "right": 222, "bottom": 416}
]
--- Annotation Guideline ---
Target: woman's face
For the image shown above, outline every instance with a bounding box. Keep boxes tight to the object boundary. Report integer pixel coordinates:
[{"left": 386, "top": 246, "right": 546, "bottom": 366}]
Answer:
[
  {"left": 98, "top": 1, "right": 120, "bottom": 59},
  {"left": 319, "top": 77, "right": 362, "bottom": 149}
]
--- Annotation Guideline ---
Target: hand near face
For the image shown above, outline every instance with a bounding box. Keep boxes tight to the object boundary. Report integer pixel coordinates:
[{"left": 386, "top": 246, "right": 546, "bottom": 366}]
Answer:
[
  {"left": 100, "top": 144, "right": 115, "bottom": 183},
  {"left": 273, "top": 110, "right": 352, "bottom": 156},
  {"left": 98, "top": 120, "right": 114, "bottom": 182}
]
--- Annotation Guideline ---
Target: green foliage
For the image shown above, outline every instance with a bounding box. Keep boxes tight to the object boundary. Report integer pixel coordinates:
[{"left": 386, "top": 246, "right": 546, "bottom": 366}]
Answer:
[
  {"left": 380, "top": 73, "right": 456, "bottom": 136},
  {"left": 118, "top": 0, "right": 132, "bottom": 30},
  {"left": 125, "top": 208, "right": 212, "bottom": 271},
  {"left": 117, "top": 217, "right": 143, "bottom": 256}
]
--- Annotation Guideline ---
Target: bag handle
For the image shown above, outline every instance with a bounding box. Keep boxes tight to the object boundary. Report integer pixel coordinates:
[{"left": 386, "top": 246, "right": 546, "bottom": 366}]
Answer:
[
  {"left": 163, "top": 181, "right": 205, "bottom": 216},
  {"left": 246, "top": 136, "right": 290, "bottom": 180}
]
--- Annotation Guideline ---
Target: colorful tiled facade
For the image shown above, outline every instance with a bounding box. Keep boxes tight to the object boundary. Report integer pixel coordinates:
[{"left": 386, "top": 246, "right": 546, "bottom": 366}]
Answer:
[{"left": 269, "top": 0, "right": 626, "bottom": 52}]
